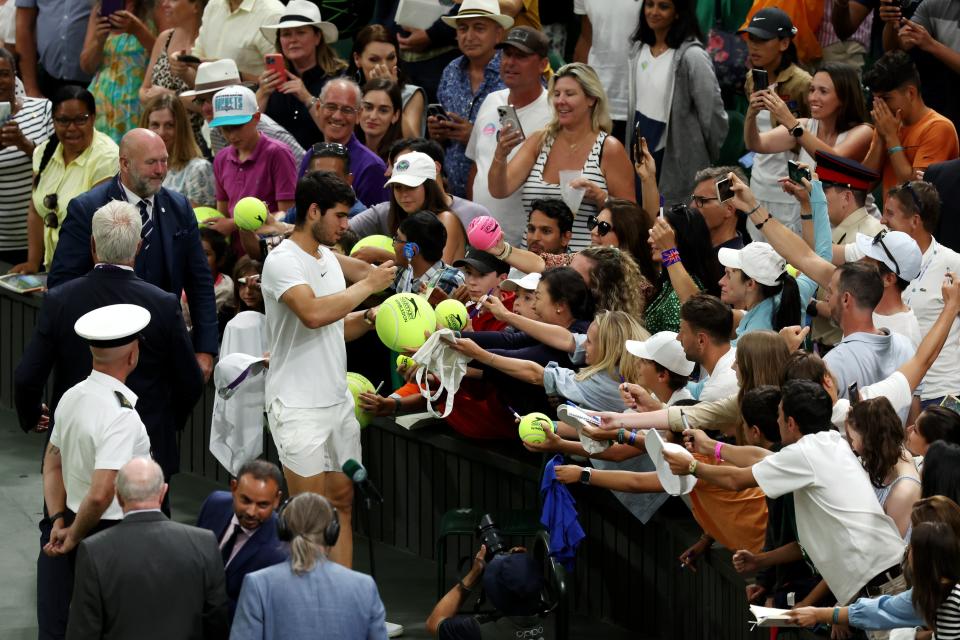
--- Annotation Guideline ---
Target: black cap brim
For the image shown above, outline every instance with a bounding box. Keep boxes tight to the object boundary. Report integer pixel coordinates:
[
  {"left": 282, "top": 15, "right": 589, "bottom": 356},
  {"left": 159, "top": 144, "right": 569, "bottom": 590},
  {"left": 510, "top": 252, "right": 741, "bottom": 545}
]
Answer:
[
  {"left": 738, "top": 26, "right": 779, "bottom": 39},
  {"left": 453, "top": 258, "right": 495, "bottom": 275}
]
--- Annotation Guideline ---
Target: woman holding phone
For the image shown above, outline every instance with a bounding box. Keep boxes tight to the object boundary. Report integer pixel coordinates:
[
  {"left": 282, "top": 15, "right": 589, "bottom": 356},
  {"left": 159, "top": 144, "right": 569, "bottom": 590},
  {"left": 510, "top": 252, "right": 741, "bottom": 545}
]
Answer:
[
  {"left": 80, "top": 0, "right": 157, "bottom": 143},
  {"left": 139, "top": 0, "right": 207, "bottom": 155},
  {"left": 256, "top": 0, "right": 347, "bottom": 149},
  {"left": 622, "top": 0, "right": 727, "bottom": 205}
]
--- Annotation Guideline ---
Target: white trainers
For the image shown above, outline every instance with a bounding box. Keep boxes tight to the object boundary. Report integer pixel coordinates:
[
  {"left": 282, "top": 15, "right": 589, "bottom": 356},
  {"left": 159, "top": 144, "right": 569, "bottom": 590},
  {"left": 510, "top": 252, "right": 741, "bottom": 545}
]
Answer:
[{"left": 386, "top": 621, "right": 404, "bottom": 637}]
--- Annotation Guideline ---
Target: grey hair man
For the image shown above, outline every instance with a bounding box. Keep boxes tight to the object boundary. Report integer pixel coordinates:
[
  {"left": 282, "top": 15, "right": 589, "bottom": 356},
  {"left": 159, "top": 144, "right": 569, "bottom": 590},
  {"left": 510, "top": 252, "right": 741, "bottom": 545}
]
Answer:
[
  {"left": 90, "top": 200, "right": 142, "bottom": 265},
  {"left": 689, "top": 166, "right": 748, "bottom": 251},
  {"left": 67, "top": 456, "right": 230, "bottom": 639}
]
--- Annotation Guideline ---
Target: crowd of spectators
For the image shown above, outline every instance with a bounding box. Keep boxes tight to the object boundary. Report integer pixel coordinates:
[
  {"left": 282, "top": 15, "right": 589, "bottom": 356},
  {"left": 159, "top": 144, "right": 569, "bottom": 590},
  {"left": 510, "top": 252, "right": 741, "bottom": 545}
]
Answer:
[{"left": 8, "top": 0, "right": 960, "bottom": 637}]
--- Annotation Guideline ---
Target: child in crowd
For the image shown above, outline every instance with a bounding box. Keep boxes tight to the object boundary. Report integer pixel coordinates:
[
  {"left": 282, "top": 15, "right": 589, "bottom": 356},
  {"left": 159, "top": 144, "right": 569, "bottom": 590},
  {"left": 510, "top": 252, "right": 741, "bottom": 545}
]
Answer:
[
  {"left": 233, "top": 256, "right": 264, "bottom": 314},
  {"left": 209, "top": 85, "right": 297, "bottom": 258},
  {"left": 450, "top": 250, "right": 513, "bottom": 331},
  {"left": 500, "top": 271, "right": 540, "bottom": 322},
  {"left": 182, "top": 228, "right": 234, "bottom": 332},
  {"left": 391, "top": 211, "right": 464, "bottom": 296}
]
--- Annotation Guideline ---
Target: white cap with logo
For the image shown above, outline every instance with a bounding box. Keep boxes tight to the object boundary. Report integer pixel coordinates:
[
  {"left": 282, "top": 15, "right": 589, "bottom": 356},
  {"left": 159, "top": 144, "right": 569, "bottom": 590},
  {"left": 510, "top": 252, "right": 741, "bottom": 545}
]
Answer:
[
  {"left": 385, "top": 151, "right": 437, "bottom": 188},
  {"left": 210, "top": 85, "right": 259, "bottom": 128},
  {"left": 624, "top": 331, "right": 695, "bottom": 377}
]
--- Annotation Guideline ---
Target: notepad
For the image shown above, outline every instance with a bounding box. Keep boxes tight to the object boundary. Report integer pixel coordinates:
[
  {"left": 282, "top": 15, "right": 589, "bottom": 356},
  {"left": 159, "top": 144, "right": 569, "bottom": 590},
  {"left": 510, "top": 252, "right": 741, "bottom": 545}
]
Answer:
[
  {"left": 749, "top": 605, "right": 804, "bottom": 628},
  {"left": 395, "top": 0, "right": 449, "bottom": 30}
]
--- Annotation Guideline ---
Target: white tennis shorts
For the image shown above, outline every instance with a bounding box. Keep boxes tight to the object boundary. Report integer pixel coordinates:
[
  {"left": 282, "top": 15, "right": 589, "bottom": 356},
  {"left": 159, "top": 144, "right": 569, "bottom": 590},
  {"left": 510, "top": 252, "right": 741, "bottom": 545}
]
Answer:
[{"left": 266, "top": 389, "right": 362, "bottom": 477}]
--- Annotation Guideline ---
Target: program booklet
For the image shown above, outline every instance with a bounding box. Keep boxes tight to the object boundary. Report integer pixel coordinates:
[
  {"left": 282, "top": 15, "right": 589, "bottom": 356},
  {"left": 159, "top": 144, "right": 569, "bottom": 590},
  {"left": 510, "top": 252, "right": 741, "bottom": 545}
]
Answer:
[
  {"left": 0, "top": 273, "right": 47, "bottom": 294},
  {"left": 749, "top": 605, "right": 804, "bottom": 629}
]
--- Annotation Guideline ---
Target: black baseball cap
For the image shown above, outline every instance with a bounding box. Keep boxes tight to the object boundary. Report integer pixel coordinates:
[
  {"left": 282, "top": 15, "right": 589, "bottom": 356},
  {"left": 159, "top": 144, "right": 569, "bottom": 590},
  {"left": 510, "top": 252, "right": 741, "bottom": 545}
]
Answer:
[
  {"left": 482, "top": 553, "right": 544, "bottom": 616},
  {"left": 453, "top": 249, "right": 510, "bottom": 275},
  {"left": 496, "top": 26, "right": 549, "bottom": 58},
  {"left": 738, "top": 8, "right": 797, "bottom": 40}
]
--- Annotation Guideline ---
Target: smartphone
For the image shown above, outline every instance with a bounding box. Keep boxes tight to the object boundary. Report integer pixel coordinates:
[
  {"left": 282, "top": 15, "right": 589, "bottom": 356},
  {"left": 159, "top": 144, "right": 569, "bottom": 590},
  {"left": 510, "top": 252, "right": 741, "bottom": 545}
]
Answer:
[
  {"left": 848, "top": 382, "right": 860, "bottom": 405},
  {"left": 427, "top": 103, "right": 450, "bottom": 122},
  {"left": 787, "top": 160, "right": 811, "bottom": 184},
  {"left": 752, "top": 68, "right": 769, "bottom": 92},
  {"left": 497, "top": 104, "right": 525, "bottom": 141},
  {"left": 941, "top": 394, "right": 960, "bottom": 415},
  {"left": 0, "top": 101, "right": 10, "bottom": 125},
  {"left": 99, "top": 0, "right": 124, "bottom": 17},
  {"left": 177, "top": 54, "right": 202, "bottom": 65},
  {"left": 264, "top": 53, "right": 287, "bottom": 83},
  {"left": 715, "top": 176, "right": 735, "bottom": 203}
]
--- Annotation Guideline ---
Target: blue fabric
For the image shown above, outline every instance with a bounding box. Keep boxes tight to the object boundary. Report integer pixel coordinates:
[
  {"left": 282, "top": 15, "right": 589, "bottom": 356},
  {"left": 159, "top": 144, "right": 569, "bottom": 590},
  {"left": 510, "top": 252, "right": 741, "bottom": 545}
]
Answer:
[
  {"left": 846, "top": 589, "right": 923, "bottom": 630},
  {"left": 543, "top": 363, "right": 625, "bottom": 412},
  {"left": 539, "top": 455, "right": 586, "bottom": 572},
  {"left": 436, "top": 52, "right": 505, "bottom": 197},
  {"left": 732, "top": 181, "right": 831, "bottom": 346},
  {"left": 16, "top": 0, "right": 93, "bottom": 82}
]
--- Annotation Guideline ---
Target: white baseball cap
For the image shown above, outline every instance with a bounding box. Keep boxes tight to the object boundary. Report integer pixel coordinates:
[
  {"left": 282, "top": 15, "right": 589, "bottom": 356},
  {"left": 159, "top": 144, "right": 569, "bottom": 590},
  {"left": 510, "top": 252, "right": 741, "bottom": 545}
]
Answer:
[
  {"left": 180, "top": 59, "right": 240, "bottom": 98},
  {"left": 854, "top": 230, "right": 922, "bottom": 281},
  {"left": 718, "top": 242, "right": 786, "bottom": 287},
  {"left": 210, "top": 86, "right": 258, "bottom": 127},
  {"left": 385, "top": 151, "right": 437, "bottom": 188},
  {"left": 74, "top": 304, "right": 151, "bottom": 348},
  {"left": 500, "top": 268, "right": 541, "bottom": 292},
  {"left": 625, "top": 331, "right": 695, "bottom": 377}
]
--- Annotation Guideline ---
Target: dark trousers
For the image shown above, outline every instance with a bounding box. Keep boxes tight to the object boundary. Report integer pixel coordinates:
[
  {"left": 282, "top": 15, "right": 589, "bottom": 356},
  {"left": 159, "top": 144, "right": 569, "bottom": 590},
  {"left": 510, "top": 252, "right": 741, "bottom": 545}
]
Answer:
[
  {"left": 36, "top": 513, "right": 117, "bottom": 639},
  {"left": 36, "top": 66, "right": 89, "bottom": 102}
]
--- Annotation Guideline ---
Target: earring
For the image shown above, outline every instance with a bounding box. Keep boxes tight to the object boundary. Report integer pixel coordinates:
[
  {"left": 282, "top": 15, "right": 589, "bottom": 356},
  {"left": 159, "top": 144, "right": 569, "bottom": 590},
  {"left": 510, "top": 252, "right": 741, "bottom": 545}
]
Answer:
[{"left": 556, "top": 308, "right": 562, "bottom": 314}]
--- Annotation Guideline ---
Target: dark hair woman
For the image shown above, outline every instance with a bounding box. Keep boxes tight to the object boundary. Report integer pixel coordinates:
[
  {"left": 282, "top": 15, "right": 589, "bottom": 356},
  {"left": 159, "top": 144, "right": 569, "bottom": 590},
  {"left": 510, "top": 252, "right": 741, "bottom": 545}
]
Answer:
[{"left": 357, "top": 78, "right": 403, "bottom": 164}]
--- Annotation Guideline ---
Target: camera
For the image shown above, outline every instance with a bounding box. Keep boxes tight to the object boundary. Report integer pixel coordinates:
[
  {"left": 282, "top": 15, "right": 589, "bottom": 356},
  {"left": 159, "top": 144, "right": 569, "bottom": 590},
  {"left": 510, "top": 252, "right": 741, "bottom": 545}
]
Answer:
[{"left": 476, "top": 514, "right": 506, "bottom": 561}]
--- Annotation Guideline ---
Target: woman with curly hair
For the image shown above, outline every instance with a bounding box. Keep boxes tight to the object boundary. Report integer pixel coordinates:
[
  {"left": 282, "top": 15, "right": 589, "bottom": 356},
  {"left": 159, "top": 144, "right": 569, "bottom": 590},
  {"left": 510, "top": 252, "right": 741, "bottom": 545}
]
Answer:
[{"left": 845, "top": 397, "right": 921, "bottom": 538}]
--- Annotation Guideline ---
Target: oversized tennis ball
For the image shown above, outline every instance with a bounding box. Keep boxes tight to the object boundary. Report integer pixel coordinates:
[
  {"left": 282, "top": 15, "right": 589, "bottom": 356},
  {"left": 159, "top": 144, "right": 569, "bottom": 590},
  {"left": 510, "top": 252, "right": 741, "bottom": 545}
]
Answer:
[
  {"left": 518, "top": 412, "right": 553, "bottom": 444},
  {"left": 233, "top": 197, "right": 268, "bottom": 231},
  {"left": 194, "top": 206, "right": 223, "bottom": 226},
  {"left": 466, "top": 215, "right": 503, "bottom": 251},
  {"left": 375, "top": 292, "right": 436, "bottom": 352},
  {"left": 396, "top": 354, "right": 416, "bottom": 370},
  {"left": 346, "top": 372, "right": 375, "bottom": 428},
  {"left": 435, "top": 299, "right": 468, "bottom": 331},
  {"left": 350, "top": 234, "right": 396, "bottom": 258}
]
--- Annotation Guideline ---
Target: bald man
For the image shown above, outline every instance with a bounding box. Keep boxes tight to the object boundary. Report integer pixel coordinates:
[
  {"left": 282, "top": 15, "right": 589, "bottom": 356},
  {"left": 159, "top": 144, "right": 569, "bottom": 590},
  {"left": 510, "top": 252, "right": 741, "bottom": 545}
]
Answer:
[{"left": 48, "top": 128, "right": 218, "bottom": 376}]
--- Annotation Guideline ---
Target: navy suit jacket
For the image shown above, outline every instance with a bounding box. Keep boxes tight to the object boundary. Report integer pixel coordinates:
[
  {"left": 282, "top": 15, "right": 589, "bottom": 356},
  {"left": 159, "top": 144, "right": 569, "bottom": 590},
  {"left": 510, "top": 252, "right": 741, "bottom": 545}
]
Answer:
[
  {"left": 47, "top": 175, "right": 219, "bottom": 355},
  {"left": 196, "top": 490, "right": 288, "bottom": 618},
  {"left": 13, "top": 267, "right": 203, "bottom": 476},
  {"left": 925, "top": 159, "right": 960, "bottom": 254}
]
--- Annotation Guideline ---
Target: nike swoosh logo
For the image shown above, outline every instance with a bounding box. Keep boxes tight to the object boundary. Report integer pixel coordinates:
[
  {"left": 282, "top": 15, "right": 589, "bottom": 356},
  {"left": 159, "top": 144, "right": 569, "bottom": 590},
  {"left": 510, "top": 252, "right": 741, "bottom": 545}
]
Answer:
[{"left": 320, "top": 272, "right": 327, "bottom": 277}]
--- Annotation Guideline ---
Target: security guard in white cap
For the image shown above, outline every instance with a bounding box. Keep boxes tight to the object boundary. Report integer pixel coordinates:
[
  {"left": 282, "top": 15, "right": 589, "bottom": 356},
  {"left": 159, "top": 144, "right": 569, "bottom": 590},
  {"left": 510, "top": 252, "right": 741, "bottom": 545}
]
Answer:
[{"left": 40, "top": 304, "right": 153, "bottom": 629}]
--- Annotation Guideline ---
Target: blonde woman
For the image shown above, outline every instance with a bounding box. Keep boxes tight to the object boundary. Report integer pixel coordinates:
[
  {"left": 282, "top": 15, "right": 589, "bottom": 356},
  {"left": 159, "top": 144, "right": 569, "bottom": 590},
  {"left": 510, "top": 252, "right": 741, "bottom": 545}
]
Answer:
[
  {"left": 230, "top": 493, "right": 388, "bottom": 639},
  {"left": 451, "top": 310, "right": 649, "bottom": 412},
  {"left": 139, "top": 93, "right": 214, "bottom": 208},
  {"left": 487, "top": 62, "right": 637, "bottom": 252}
]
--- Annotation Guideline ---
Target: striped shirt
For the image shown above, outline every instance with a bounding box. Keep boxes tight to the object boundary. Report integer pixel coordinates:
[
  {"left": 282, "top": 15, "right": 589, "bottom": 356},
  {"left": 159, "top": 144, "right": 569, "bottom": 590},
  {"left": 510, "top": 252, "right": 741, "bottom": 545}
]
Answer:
[
  {"left": 0, "top": 98, "right": 53, "bottom": 251},
  {"left": 936, "top": 582, "right": 960, "bottom": 639},
  {"left": 521, "top": 131, "right": 608, "bottom": 252}
]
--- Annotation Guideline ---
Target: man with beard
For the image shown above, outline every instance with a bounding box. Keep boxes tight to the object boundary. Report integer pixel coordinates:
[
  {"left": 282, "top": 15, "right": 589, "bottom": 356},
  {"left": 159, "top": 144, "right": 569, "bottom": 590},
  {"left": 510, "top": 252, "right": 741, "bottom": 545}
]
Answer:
[
  {"left": 46, "top": 128, "right": 218, "bottom": 380},
  {"left": 260, "top": 170, "right": 395, "bottom": 569}
]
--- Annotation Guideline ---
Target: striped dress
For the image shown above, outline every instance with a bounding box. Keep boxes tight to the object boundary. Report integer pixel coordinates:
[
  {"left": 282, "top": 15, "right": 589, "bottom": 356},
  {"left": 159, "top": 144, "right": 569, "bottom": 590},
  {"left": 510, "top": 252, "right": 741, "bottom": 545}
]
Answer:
[
  {"left": 0, "top": 98, "right": 53, "bottom": 253},
  {"left": 521, "top": 131, "right": 608, "bottom": 252},
  {"left": 936, "top": 582, "right": 960, "bottom": 639}
]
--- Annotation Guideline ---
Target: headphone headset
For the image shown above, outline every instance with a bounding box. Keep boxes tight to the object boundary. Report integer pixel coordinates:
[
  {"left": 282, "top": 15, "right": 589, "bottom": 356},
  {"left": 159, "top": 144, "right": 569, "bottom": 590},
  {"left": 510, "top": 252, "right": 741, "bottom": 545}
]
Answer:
[
  {"left": 275, "top": 496, "right": 341, "bottom": 547},
  {"left": 402, "top": 241, "right": 420, "bottom": 260}
]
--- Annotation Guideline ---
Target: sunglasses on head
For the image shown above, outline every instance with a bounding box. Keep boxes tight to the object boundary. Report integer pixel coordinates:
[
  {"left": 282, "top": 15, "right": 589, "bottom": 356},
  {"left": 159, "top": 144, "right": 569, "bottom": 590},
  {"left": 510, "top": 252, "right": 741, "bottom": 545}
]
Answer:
[
  {"left": 586, "top": 215, "right": 613, "bottom": 237},
  {"left": 312, "top": 142, "right": 348, "bottom": 157},
  {"left": 872, "top": 229, "right": 902, "bottom": 277},
  {"left": 899, "top": 182, "right": 924, "bottom": 216}
]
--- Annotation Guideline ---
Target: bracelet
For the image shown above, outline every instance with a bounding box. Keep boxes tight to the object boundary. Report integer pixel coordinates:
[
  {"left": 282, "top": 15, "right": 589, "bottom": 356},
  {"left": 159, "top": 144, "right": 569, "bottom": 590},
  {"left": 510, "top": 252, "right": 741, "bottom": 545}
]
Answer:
[
  {"left": 832, "top": 607, "right": 841, "bottom": 625},
  {"left": 688, "top": 459, "right": 699, "bottom": 476},
  {"left": 627, "top": 430, "right": 638, "bottom": 445},
  {"left": 458, "top": 579, "right": 473, "bottom": 593},
  {"left": 887, "top": 145, "right": 905, "bottom": 155},
  {"left": 746, "top": 203, "right": 762, "bottom": 217},
  {"left": 492, "top": 155, "right": 508, "bottom": 164},
  {"left": 617, "top": 428, "right": 626, "bottom": 444},
  {"left": 495, "top": 241, "right": 512, "bottom": 261},
  {"left": 754, "top": 212, "right": 773, "bottom": 230},
  {"left": 661, "top": 247, "right": 681, "bottom": 267},
  {"left": 48, "top": 511, "right": 65, "bottom": 524},
  {"left": 362, "top": 308, "right": 374, "bottom": 326},
  {"left": 714, "top": 441, "right": 724, "bottom": 463},
  {"left": 392, "top": 397, "right": 401, "bottom": 416},
  {"left": 308, "top": 95, "right": 320, "bottom": 110},
  {"left": 800, "top": 213, "right": 813, "bottom": 220}
]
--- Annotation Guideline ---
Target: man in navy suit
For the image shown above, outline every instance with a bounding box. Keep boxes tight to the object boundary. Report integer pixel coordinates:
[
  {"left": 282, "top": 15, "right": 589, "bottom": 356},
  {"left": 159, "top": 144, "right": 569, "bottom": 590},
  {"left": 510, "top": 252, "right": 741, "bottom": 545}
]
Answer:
[
  {"left": 196, "top": 459, "right": 288, "bottom": 618},
  {"left": 47, "top": 128, "right": 218, "bottom": 379},
  {"left": 14, "top": 201, "right": 204, "bottom": 640}
]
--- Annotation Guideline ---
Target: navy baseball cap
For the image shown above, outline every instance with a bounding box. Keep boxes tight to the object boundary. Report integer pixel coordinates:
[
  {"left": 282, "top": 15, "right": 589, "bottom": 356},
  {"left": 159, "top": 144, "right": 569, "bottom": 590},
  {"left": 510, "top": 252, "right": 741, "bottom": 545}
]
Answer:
[
  {"left": 738, "top": 8, "right": 797, "bottom": 40},
  {"left": 482, "top": 553, "right": 544, "bottom": 616}
]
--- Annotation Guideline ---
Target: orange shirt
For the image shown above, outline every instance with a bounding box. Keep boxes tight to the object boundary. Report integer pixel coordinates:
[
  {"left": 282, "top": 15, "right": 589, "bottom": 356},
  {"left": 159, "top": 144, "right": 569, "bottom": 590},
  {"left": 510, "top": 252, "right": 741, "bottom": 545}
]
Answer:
[
  {"left": 877, "top": 108, "right": 959, "bottom": 193},
  {"left": 689, "top": 454, "right": 768, "bottom": 553}
]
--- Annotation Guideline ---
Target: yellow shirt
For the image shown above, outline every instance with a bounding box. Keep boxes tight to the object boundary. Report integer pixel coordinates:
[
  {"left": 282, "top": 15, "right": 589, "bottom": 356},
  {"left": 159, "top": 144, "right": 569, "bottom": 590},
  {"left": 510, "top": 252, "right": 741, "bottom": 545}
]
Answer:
[
  {"left": 193, "top": 0, "right": 284, "bottom": 78},
  {"left": 512, "top": 0, "right": 541, "bottom": 30},
  {"left": 32, "top": 130, "right": 119, "bottom": 269}
]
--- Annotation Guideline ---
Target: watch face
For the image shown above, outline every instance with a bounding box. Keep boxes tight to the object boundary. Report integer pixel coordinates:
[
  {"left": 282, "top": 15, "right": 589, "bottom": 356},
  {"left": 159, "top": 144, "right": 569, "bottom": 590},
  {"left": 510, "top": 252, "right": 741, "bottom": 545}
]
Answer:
[{"left": 580, "top": 469, "right": 591, "bottom": 484}]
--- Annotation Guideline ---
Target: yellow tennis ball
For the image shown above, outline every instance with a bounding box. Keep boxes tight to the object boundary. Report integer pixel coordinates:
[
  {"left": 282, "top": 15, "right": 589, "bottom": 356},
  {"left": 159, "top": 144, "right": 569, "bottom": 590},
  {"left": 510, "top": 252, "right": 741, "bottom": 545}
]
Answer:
[
  {"left": 346, "top": 372, "right": 375, "bottom": 428},
  {"left": 350, "top": 234, "right": 396, "bottom": 257},
  {"left": 194, "top": 206, "right": 223, "bottom": 227},
  {"left": 435, "top": 299, "right": 468, "bottom": 331},
  {"left": 233, "top": 197, "right": 268, "bottom": 232},
  {"left": 518, "top": 412, "right": 553, "bottom": 444},
  {"left": 375, "top": 293, "right": 436, "bottom": 352},
  {"left": 786, "top": 264, "right": 799, "bottom": 279},
  {"left": 396, "top": 355, "right": 415, "bottom": 370}
]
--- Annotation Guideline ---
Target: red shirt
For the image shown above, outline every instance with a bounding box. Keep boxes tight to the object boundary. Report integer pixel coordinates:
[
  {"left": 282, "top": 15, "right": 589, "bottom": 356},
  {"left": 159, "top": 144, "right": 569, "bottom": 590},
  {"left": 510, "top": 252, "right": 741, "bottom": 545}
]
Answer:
[{"left": 470, "top": 292, "right": 515, "bottom": 332}]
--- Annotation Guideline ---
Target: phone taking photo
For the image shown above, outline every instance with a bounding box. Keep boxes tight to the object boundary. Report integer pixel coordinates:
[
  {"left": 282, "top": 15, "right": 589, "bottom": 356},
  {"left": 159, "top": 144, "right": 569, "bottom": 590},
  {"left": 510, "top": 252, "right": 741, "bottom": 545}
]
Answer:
[
  {"left": 496, "top": 104, "right": 524, "bottom": 141},
  {"left": 715, "top": 176, "right": 735, "bottom": 203},
  {"left": 99, "top": 0, "right": 124, "bottom": 17},
  {"left": 427, "top": 103, "right": 450, "bottom": 122},
  {"left": 787, "top": 160, "right": 811, "bottom": 184},
  {"left": 264, "top": 54, "right": 287, "bottom": 83},
  {"left": 752, "top": 68, "right": 769, "bottom": 92}
]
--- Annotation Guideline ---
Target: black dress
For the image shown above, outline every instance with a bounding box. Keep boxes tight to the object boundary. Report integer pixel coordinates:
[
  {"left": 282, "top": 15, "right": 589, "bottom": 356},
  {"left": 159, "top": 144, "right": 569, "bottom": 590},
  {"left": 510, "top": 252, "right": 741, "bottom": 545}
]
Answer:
[{"left": 265, "top": 65, "right": 332, "bottom": 149}]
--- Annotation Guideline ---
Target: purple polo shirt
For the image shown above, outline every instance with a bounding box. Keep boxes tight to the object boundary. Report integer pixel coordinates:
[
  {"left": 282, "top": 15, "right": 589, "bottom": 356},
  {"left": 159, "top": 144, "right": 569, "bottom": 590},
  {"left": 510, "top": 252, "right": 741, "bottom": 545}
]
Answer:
[
  {"left": 297, "top": 134, "right": 389, "bottom": 207},
  {"left": 214, "top": 133, "right": 297, "bottom": 216}
]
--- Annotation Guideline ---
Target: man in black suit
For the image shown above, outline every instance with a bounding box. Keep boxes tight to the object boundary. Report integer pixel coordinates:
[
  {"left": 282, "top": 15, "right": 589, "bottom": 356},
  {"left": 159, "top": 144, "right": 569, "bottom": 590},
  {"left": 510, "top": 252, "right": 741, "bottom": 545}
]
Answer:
[
  {"left": 67, "top": 456, "right": 229, "bottom": 640},
  {"left": 924, "top": 159, "right": 960, "bottom": 253},
  {"left": 47, "top": 127, "right": 217, "bottom": 379},
  {"left": 196, "top": 459, "right": 288, "bottom": 618}
]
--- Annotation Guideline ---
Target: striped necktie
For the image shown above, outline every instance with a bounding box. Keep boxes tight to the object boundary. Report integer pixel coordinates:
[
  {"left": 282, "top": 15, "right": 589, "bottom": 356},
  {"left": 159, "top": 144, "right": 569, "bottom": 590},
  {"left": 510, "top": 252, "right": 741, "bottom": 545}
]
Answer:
[{"left": 138, "top": 200, "right": 153, "bottom": 252}]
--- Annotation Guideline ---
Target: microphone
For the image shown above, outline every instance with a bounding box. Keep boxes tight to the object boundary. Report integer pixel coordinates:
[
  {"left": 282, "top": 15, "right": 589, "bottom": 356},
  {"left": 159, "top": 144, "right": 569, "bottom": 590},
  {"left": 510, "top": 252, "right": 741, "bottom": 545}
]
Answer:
[{"left": 342, "top": 459, "right": 383, "bottom": 505}]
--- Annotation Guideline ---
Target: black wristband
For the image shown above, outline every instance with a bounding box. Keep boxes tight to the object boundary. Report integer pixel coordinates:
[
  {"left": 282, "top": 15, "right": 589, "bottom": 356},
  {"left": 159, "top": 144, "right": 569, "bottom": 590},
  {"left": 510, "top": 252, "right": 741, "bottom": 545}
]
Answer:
[
  {"left": 48, "top": 511, "right": 65, "bottom": 524},
  {"left": 806, "top": 299, "right": 819, "bottom": 318},
  {"left": 800, "top": 213, "right": 813, "bottom": 220}
]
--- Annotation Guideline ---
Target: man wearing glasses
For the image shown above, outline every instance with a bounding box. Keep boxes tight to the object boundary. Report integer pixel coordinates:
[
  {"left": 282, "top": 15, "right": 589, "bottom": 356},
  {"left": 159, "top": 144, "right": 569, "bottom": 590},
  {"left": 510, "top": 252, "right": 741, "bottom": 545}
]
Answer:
[
  {"left": 297, "top": 78, "right": 389, "bottom": 208},
  {"left": 688, "top": 166, "right": 747, "bottom": 254}
]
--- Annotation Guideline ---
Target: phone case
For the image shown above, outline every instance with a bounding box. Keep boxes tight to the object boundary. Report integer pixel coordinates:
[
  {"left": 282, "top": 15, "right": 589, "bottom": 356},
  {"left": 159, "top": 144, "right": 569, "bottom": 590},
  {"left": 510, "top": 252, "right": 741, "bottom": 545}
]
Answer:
[
  {"left": 100, "top": 0, "right": 124, "bottom": 17},
  {"left": 264, "top": 55, "right": 287, "bottom": 82}
]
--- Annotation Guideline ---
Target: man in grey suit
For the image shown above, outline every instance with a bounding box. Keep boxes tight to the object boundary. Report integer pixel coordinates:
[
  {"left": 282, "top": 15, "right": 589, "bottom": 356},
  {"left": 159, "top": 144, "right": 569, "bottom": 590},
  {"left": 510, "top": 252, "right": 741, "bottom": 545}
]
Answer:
[{"left": 67, "top": 458, "right": 230, "bottom": 640}]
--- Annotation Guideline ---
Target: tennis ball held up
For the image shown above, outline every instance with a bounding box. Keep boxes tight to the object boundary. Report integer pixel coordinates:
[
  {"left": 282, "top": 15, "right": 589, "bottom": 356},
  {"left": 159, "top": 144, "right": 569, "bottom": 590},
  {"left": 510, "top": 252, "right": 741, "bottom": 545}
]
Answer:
[
  {"left": 434, "top": 299, "right": 468, "bottom": 331},
  {"left": 233, "top": 197, "right": 268, "bottom": 231},
  {"left": 518, "top": 412, "right": 554, "bottom": 444},
  {"left": 375, "top": 293, "right": 436, "bottom": 352}
]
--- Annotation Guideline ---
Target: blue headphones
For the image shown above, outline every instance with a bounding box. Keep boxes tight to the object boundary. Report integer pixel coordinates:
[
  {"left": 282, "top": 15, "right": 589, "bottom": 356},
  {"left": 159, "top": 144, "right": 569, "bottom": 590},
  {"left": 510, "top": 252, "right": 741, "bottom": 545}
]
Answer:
[{"left": 402, "top": 241, "right": 420, "bottom": 260}]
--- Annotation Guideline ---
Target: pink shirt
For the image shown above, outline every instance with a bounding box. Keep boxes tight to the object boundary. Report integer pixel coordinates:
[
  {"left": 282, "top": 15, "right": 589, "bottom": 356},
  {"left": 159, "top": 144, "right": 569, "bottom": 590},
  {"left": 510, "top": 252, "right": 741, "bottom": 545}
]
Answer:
[{"left": 214, "top": 132, "right": 297, "bottom": 218}]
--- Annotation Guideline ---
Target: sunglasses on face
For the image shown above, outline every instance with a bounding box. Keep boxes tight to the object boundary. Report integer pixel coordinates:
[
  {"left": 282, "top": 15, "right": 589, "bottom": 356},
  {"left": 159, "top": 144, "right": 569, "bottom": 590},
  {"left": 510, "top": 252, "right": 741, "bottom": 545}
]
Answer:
[{"left": 586, "top": 215, "right": 613, "bottom": 237}]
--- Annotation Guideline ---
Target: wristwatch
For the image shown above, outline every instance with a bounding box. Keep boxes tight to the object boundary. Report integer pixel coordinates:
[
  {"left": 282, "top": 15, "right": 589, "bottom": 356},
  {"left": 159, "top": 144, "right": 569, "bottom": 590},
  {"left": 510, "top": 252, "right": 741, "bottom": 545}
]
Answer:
[
  {"left": 788, "top": 121, "right": 804, "bottom": 138},
  {"left": 806, "top": 299, "right": 819, "bottom": 318},
  {"left": 579, "top": 467, "right": 592, "bottom": 485},
  {"left": 362, "top": 308, "right": 375, "bottom": 326}
]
